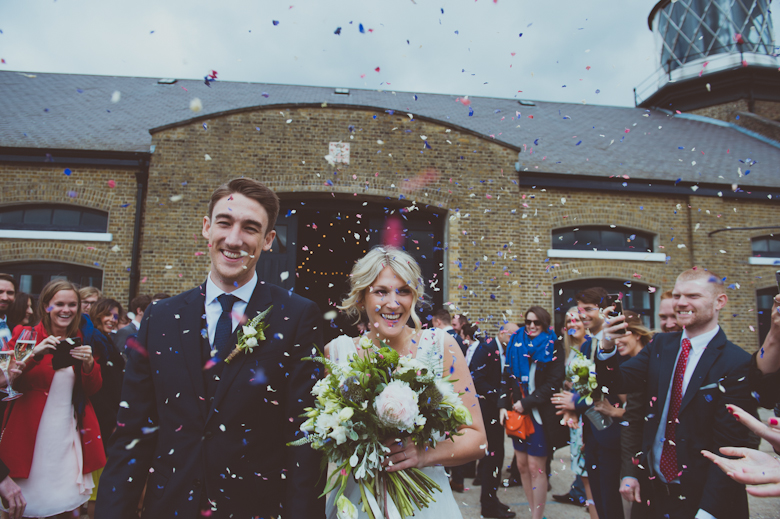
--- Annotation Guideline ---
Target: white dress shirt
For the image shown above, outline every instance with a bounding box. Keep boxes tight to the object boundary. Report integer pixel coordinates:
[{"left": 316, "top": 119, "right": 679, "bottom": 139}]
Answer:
[
  {"left": 598, "top": 325, "right": 720, "bottom": 519},
  {"left": 465, "top": 339, "right": 480, "bottom": 367},
  {"left": 204, "top": 272, "right": 258, "bottom": 348}
]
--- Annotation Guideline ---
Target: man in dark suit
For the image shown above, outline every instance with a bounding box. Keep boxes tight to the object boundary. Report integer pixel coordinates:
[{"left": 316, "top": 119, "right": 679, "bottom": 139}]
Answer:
[
  {"left": 596, "top": 268, "right": 755, "bottom": 519},
  {"left": 431, "top": 308, "right": 466, "bottom": 354},
  {"left": 97, "top": 178, "right": 325, "bottom": 518},
  {"left": 471, "top": 329, "right": 515, "bottom": 518},
  {"left": 113, "top": 294, "right": 152, "bottom": 350}
]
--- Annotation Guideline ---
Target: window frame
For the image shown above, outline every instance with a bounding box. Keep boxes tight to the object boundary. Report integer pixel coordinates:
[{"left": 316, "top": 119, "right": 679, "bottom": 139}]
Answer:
[
  {"left": 0, "top": 204, "right": 111, "bottom": 241},
  {"left": 548, "top": 225, "right": 664, "bottom": 262}
]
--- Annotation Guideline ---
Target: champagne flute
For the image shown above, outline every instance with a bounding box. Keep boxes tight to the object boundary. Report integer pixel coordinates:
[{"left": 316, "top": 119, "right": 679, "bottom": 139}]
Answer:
[
  {"left": 14, "top": 329, "right": 37, "bottom": 363},
  {"left": 0, "top": 351, "right": 21, "bottom": 401}
]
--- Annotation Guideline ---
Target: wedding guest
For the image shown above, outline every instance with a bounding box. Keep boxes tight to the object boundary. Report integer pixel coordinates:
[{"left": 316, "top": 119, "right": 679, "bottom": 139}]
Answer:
[
  {"left": 114, "top": 295, "right": 152, "bottom": 350},
  {"left": 432, "top": 308, "right": 467, "bottom": 357},
  {"left": 500, "top": 306, "right": 563, "bottom": 519},
  {"left": 606, "top": 311, "right": 653, "bottom": 519},
  {"left": 151, "top": 292, "right": 171, "bottom": 302},
  {"left": 553, "top": 287, "right": 610, "bottom": 509},
  {"left": 495, "top": 323, "right": 522, "bottom": 488},
  {"left": 1, "top": 279, "right": 105, "bottom": 518},
  {"left": 554, "top": 307, "right": 599, "bottom": 519},
  {"left": 78, "top": 286, "right": 102, "bottom": 316},
  {"left": 6, "top": 292, "right": 36, "bottom": 331},
  {"left": 658, "top": 290, "right": 681, "bottom": 333},
  {"left": 748, "top": 292, "right": 780, "bottom": 409},
  {"left": 86, "top": 298, "right": 125, "bottom": 517},
  {"left": 0, "top": 274, "right": 17, "bottom": 344}
]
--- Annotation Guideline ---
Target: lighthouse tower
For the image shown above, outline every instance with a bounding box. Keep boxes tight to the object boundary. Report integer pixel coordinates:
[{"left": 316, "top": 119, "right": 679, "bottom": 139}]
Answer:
[{"left": 635, "top": 0, "right": 780, "bottom": 135}]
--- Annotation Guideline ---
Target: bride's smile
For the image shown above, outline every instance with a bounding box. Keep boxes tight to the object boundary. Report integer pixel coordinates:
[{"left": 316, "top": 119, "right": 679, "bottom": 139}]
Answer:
[{"left": 363, "top": 266, "right": 415, "bottom": 350}]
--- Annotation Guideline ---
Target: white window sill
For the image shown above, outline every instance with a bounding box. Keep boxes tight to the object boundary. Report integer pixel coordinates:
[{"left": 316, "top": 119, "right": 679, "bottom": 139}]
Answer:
[
  {"left": 547, "top": 249, "right": 666, "bottom": 262},
  {"left": 749, "top": 257, "right": 780, "bottom": 266},
  {"left": 0, "top": 230, "right": 112, "bottom": 242}
]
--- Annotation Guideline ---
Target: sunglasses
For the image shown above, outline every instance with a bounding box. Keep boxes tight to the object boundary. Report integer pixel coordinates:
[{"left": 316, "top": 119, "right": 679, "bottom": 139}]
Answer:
[{"left": 525, "top": 319, "right": 541, "bottom": 326}]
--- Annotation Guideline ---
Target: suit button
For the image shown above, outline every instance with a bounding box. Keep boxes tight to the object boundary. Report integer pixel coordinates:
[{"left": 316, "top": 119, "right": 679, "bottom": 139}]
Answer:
[
  {"left": 193, "top": 479, "right": 201, "bottom": 488},
  {"left": 204, "top": 431, "right": 213, "bottom": 440}
]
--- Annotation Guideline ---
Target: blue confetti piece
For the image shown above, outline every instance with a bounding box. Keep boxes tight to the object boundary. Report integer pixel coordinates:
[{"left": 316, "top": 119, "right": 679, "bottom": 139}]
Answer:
[
  {"left": 468, "top": 107, "right": 474, "bottom": 116},
  {"left": 120, "top": 203, "right": 130, "bottom": 208},
  {"left": 359, "top": 23, "right": 365, "bottom": 33},
  {"left": 76, "top": 89, "right": 83, "bottom": 93},
  {"left": 519, "top": 33, "right": 523, "bottom": 37},
  {"left": 576, "top": 140, "right": 582, "bottom": 145},
  {"left": 203, "top": 123, "right": 208, "bottom": 130},
  {"left": 64, "top": 168, "right": 72, "bottom": 176},
  {"left": 261, "top": 92, "right": 269, "bottom": 98},
  {"left": 534, "top": 139, "right": 539, "bottom": 145},
  {"left": 441, "top": 8, "right": 444, "bottom": 13},
  {"left": 334, "top": 27, "right": 341, "bottom": 35},
  {"left": 595, "top": 89, "right": 601, "bottom": 94},
  {"left": 704, "top": 394, "right": 713, "bottom": 402},
  {"left": 272, "top": 20, "right": 279, "bottom": 26}
]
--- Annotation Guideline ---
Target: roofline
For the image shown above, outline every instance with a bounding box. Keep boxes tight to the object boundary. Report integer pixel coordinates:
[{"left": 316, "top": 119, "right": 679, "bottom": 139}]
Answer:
[
  {"left": 0, "top": 147, "right": 151, "bottom": 168},
  {"left": 148, "top": 102, "right": 524, "bottom": 153},
  {"left": 515, "top": 170, "right": 780, "bottom": 200}
]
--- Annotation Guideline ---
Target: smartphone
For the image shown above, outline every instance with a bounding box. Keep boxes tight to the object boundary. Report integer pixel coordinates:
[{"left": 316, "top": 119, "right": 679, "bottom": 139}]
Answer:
[
  {"left": 607, "top": 293, "right": 626, "bottom": 335},
  {"left": 52, "top": 337, "right": 82, "bottom": 370}
]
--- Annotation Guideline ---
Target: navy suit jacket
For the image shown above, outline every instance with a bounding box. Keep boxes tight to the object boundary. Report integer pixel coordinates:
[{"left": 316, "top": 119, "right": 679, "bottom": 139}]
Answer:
[
  {"left": 96, "top": 280, "right": 325, "bottom": 519},
  {"left": 468, "top": 338, "right": 502, "bottom": 413},
  {"left": 596, "top": 329, "right": 754, "bottom": 519}
]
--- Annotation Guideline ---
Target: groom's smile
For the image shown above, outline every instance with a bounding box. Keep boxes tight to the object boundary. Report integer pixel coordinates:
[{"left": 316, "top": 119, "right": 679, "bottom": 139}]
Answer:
[{"left": 203, "top": 192, "right": 276, "bottom": 292}]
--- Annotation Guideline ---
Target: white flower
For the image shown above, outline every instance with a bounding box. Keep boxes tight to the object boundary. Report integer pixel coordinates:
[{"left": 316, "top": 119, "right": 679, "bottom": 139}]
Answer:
[
  {"left": 329, "top": 424, "right": 348, "bottom": 445},
  {"left": 243, "top": 325, "right": 257, "bottom": 337},
  {"left": 435, "top": 379, "right": 461, "bottom": 407},
  {"left": 339, "top": 407, "right": 354, "bottom": 421},
  {"left": 414, "top": 414, "right": 427, "bottom": 427},
  {"left": 374, "top": 380, "right": 419, "bottom": 431},
  {"left": 395, "top": 356, "right": 428, "bottom": 375},
  {"left": 245, "top": 337, "right": 258, "bottom": 349},
  {"left": 336, "top": 495, "right": 358, "bottom": 519},
  {"left": 311, "top": 378, "right": 327, "bottom": 397},
  {"left": 359, "top": 335, "right": 374, "bottom": 350}
]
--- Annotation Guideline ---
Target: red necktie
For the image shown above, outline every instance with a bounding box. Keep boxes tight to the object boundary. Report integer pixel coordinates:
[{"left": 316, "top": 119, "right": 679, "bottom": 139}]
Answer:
[{"left": 660, "top": 338, "right": 691, "bottom": 482}]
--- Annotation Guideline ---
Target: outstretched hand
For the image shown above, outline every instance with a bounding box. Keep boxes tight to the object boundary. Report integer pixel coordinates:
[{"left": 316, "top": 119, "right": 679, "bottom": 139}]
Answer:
[
  {"left": 726, "top": 404, "right": 780, "bottom": 452},
  {"left": 702, "top": 446, "right": 780, "bottom": 497}
]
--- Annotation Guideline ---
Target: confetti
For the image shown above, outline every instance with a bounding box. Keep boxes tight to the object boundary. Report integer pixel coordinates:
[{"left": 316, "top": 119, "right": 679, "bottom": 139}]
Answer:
[{"left": 190, "top": 98, "right": 203, "bottom": 112}]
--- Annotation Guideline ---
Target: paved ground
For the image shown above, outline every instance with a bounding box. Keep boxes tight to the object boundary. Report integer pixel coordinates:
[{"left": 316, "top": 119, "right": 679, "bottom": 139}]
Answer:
[{"left": 456, "top": 409, "right": 780, "bottom": 519}]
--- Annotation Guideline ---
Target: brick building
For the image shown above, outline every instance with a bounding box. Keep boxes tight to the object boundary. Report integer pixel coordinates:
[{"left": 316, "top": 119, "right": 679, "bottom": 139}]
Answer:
[{"left": 1, "top": 68, "right": 779, "bottom": 348}]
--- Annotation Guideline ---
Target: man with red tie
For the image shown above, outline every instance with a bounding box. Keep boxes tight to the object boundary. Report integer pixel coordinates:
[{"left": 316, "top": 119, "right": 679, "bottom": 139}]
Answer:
[{"left": 596, "top": 268, "right": 755, "bottom": 519}]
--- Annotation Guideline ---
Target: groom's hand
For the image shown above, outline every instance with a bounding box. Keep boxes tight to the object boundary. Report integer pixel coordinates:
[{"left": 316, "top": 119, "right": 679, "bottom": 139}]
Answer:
[{"left": 383, "top": 437, "right": 426, "bottom": 472}]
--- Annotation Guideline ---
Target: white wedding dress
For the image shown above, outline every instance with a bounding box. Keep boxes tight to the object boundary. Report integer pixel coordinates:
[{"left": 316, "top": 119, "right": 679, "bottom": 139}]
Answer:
[{"left": 324, "top": 328, "right": 463, "bottom": 519}]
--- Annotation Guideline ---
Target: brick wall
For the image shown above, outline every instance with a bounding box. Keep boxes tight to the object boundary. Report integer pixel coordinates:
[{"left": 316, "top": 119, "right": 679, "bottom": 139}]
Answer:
[
  {"left": 0, "top": 165, "right": 140, "bottom": 302},
  {"left": 136, "top": 106, "right": 780, "bottom": 351}
]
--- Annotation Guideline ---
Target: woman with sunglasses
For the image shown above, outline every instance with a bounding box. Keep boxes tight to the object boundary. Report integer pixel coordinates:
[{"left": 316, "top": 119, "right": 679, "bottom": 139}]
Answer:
[{"left": 499, "top": 306, "right": 563, "bottom": 519}]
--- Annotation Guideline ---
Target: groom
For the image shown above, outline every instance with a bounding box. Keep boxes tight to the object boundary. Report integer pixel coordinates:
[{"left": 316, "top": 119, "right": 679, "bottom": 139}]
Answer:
[{"left": 96, "top": 178, "right": 325, "bottom": 518}]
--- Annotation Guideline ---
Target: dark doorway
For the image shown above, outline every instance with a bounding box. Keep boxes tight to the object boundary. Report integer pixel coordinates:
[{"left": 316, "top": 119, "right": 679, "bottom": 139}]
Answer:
[
  {"left": 256, "top": 196, "right": 446, "bottom": 343},
  {"left": 0, "top": 261, "right": 103, "bottom": 299}
]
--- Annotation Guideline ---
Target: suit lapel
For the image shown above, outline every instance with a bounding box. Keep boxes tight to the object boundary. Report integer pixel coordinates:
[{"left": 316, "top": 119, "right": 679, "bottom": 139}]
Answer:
[
  {"left": 679, "top": 329, "right": 725, "bottom": 414},
  {"left": 206, "top": 281, "right": 274, "bottom": 424},
  {"left": 656, "top": 333, "right": 682, "bottom": 416},
  {"left": 178, "top": 284, "right": 209, "bottom": 422}
]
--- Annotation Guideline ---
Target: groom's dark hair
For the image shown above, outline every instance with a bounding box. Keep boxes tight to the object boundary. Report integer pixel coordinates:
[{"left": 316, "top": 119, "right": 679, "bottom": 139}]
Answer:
[{"left": 208, "top": 178, "right": 280, "bottom": 235}]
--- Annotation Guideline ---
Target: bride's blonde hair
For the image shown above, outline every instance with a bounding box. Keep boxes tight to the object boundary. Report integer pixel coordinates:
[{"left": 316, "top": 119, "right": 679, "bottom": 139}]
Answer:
[{"left": 339, "top": 246, "right": 425, "bottom": 333}]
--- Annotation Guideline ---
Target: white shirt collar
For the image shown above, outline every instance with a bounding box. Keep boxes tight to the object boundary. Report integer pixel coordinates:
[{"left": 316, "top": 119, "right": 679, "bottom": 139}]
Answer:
[
  {"left": 205, "top": 271, "right": 258, "bottom": 306},
  {"left": 681, "top": 325, "right": 720, "bottom": 353}
]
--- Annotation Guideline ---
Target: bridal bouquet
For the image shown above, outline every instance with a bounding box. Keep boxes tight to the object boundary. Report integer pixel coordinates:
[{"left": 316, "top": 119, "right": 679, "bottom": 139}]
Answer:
[
  {"left": 290, "top": 336, "right": 472, "bottom": 519},
  {"left": 567, "top": 350, "right": 598, "bottom": 405}
]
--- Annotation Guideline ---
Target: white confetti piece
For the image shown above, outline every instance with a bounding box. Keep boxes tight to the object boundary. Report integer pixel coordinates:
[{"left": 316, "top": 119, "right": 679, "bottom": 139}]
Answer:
[
  {"left": 204, "top": 154, "right": 212, "bottom": 161},
  {"left": 189, "top": 98, "right": 203, "bottom": 112},
  {"left": 111, "top": 90, "right": 121, "bottom": 103},
  {"left": 169, "top": 194, "right": 183, "bottom": 202},
  {"left": 280, "top": 271, "right": 289, "bottom": 281},
  {"left": 110, "top": 245, "right": 121, "bottom": 252}
]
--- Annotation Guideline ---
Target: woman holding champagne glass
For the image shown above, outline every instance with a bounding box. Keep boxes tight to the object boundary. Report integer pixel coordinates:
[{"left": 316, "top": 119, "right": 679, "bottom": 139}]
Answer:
[{"left": 1, "top": 280, "right": 105, "bottom": 518}]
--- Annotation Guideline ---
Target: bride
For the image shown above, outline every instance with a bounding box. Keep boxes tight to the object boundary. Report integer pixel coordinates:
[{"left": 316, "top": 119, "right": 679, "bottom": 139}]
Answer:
[{"left": 323, "top": 246, "right": 486, "bottom": 519}]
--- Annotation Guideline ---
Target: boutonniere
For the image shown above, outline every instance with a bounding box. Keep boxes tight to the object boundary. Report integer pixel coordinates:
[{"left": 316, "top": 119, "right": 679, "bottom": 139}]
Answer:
[{"left": 225, "top": 306, "right": 272, "bottom": 364}]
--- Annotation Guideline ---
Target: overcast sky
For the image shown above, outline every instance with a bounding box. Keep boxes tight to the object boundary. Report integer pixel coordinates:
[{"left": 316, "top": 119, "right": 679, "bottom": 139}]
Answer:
[{"left": 1, "top": 0, "right": 777, "bottom": 108}]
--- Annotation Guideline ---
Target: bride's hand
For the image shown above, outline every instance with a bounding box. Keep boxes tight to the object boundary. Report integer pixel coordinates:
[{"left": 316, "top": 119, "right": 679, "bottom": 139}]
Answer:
[{"left": 384, "top": 437, "right": 426, "bottom": 472}]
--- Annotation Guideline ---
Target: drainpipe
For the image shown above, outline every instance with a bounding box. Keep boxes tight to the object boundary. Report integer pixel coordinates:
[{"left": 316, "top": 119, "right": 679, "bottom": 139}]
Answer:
[{"left": 128, "top": 159, "right": 150, "bottom": 304}]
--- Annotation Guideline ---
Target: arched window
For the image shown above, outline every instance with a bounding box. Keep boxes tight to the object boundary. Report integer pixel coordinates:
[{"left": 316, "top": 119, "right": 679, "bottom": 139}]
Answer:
[
  {"left": 549, "top": 226, "right": 664, "bottom": 262},
  {"left": 0, "top": 262, "right": 102, "bottom": 299},
  {"left": 0, "top": 204, "right": 111, "bottom": 241},
  {"left": 553, "top": 278, "right": 657, "bottom": 330},
  {"left": 749, "top": 235, "right": 780, "bottom": 265}
]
